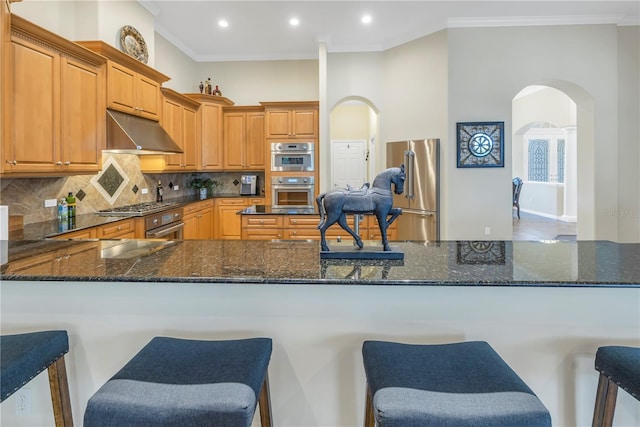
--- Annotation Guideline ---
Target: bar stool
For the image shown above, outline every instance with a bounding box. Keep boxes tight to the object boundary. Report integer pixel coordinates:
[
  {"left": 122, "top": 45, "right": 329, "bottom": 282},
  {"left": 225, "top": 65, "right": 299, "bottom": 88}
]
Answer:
[
  {"left": 0, "top": 330, "right": 73, "bottom": 426},
  {"left": 362, "top": 340, "right": 551, "bottom": 427},
  {"left": 592, "top": 345, "right": 640, "bottom": 427},
  {"left": 84, "top": 336, "right": 273, "bottom": 427}
]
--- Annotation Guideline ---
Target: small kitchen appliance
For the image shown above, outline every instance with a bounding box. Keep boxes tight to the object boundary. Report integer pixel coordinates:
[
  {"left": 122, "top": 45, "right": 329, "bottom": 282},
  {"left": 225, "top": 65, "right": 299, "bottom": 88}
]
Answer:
[{"left": 240, "top": 175, "right": 258, "bottom": 196}]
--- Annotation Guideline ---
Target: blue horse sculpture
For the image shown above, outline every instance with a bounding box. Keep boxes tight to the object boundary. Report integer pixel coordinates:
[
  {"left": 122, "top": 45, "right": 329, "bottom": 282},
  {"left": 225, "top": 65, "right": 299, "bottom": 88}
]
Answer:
[{"left": 316, "top": 165, "right": 405, "bottom": 251}]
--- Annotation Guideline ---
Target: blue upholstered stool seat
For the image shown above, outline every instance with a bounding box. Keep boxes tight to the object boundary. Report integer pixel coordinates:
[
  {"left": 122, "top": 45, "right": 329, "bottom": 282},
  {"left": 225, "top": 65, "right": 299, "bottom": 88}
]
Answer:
[
  {"left": 1, "top": 330, "right": 73, "bottom": 426},
  {"left": 592, "top": 346, "right": 640, "bottom": 426},
  {"left": 84, "top": 336, "right": 273, "bottom": 427},
  {"left": 362, "top": 340, "right": 551, "bottom": 427}
]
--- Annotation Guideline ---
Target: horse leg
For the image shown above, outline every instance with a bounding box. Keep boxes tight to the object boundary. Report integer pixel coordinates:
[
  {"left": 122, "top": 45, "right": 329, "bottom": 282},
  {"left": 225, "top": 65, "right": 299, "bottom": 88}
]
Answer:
[
  {"left": 385, "top": 208, "right": 402, "bottom": 227},
  {"left": 376, "top": 210, "right": 391, "bottom": 251},
  {"left": 319, "top": 210, "right": 341, "bottom": 251},
  {"left": 337, "top": 213, "right": 363, "bottom": 249}
]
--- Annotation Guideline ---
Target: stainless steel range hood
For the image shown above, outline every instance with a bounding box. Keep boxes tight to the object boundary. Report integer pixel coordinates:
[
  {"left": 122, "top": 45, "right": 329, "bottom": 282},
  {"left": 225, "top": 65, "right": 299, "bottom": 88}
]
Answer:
[{"left": 105, "top": 109, "right": 183, "bottom": 155}]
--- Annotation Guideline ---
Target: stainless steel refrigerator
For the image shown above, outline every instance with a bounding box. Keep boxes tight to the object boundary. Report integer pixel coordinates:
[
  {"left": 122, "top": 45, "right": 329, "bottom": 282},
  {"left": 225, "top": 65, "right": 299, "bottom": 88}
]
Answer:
[{"left": 386, "top": 139, "right": 440, "bottom": 241}]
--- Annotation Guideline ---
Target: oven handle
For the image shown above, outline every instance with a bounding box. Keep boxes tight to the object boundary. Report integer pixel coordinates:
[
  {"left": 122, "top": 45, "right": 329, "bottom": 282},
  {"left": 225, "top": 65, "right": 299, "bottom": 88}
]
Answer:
[
  {"left": 146, "top": 222, "right": 184, "bottom": 239},
  {"left": 272, "top": 184, "right": 314, "bottom": 190}
]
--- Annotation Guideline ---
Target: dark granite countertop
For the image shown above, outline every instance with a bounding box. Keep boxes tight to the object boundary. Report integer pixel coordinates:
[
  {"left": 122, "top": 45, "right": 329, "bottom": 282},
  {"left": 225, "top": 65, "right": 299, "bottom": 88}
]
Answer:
[
  {"left": 14, "top": 194, "right": 266, "bottom": 241},
  {"left": 2, "top": 239, "right": 639, "bottom": 287},
  {"left": 238, "top": 205, "right": 317, "bottom": 215}
]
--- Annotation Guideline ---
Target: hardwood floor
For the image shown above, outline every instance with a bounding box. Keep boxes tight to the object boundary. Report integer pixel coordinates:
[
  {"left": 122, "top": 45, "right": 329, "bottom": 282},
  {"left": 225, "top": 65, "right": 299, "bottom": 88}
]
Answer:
[{"left": 512, "top": 211, "right": 577, "bottom": 241}]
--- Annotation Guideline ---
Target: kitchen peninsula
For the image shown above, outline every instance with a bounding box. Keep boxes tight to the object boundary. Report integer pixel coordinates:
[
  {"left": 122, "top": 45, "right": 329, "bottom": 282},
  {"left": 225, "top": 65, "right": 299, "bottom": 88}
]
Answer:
[{"left": 2, "top": 238, "right": 639, "bottom": 427}]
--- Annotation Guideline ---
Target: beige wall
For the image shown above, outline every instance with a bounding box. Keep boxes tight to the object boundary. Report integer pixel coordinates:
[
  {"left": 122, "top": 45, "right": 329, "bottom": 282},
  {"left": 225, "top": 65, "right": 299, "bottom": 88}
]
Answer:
[
  {"left": 194, "top": 60, "right": 319, "bottom": 106},
  {"left": 154, "top": 32, "right": 197, "bottom": 93},
  {"left": 447, "top": 25, "right": 621, "bottom": 241},
  {"left": 12, "top": 0, "right": 156, "bottom": 66},
  {"left": 617, "top": 26, "right": 640, "bottom": 243},
  {"left": 329, "top": 104, "right": 371, "bottom": 140}
]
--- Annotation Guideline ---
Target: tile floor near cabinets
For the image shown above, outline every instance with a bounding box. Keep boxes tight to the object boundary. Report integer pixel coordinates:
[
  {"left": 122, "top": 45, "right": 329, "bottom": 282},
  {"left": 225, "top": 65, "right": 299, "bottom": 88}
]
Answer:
[{"left": 513, "top": 211, "right": 577, "bottom": 241}]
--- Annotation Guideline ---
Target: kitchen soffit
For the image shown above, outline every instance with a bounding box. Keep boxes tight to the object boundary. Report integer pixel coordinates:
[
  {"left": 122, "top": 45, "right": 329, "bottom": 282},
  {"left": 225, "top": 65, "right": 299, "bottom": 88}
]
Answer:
[{"left": 138, "top": 1, "right": 639, "bottom": 62}]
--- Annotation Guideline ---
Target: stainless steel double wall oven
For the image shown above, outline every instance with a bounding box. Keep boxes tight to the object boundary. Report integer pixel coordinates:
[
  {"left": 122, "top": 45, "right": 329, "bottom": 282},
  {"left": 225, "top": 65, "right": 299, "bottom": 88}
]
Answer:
[{"left": 270, "top": 142, "right": 315, "bottom": 208}]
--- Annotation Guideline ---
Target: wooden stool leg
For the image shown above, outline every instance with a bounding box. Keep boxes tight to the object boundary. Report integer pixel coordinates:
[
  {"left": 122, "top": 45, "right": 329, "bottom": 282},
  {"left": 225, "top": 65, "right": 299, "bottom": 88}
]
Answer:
[
  {"left": 592, "top": 373, "right": 618, "bottom": 427},
  {"left": 47, "top": 356, "right": 74, "bottom": 427},
  {"left": 364, "top": 383, "right": 375, "bottom": 427},
  {"left": 258, "top": 372, "right": 273, "bottom": 427}
]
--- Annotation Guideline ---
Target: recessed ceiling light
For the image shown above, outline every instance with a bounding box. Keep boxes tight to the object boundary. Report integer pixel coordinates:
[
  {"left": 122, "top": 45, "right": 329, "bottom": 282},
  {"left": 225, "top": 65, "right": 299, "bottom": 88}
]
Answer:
[
  {"left": 289, "top": 17, "right": 300, "bottom": 26},
  {"left": 361, "top": 15, "right": 372, "bottom": 24},
  {"left": 218, "top": 19, "right": 229, "bottom": 28}
]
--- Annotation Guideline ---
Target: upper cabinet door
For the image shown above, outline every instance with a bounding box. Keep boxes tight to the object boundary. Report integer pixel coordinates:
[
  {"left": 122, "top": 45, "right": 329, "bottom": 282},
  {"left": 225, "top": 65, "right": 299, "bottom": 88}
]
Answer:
[
  {"left": 263, "top": 102, "right": 319, "bottom": 139},
  {"left": 136, "top": 74, "right": 161, "bottom": 120},
  {"left": 60, "top": 56, "right": 105, "bottom": 173},
  {"left": 107, "top": 62, "right": 136, "bottom": 114},
  {"left": 181, "top": 105, "right": 198, "bottom": 169},
  {"left": 265, "top": 110, "right": 291, "bottom": 138},
  {"left": 162, "top": 97, "right": 183, "bottom": 169},
  {"left": 223, "top": 111, "right": 245, "bottom": 170},
  {"left": 245, "top": 111, "right": 265, "bottom": 169},
  {"left": 200, "top": 102, "right": 224, "bottom": 170},
  {"left": 291, "top": 109, "right": 317, "bottom": 138},
  {"left": 8, "top": 37, "right": 60, "bottom": 173}
]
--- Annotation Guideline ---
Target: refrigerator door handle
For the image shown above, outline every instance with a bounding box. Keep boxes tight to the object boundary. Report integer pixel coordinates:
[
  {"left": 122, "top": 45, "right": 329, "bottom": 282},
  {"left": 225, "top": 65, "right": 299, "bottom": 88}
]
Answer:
[
  {"left": 402, "top": 208, "right": 434, "bottom": 216},
  {"left": 404, "top": 150, "right": 415, "bottom": 199}
]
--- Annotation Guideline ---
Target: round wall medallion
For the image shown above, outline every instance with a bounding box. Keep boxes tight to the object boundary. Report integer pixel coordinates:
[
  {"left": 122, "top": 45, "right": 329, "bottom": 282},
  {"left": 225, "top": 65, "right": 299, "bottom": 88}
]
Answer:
[
  {"left": 468, "top": 133, "right": 494, "bottom": 157},
  {"left": 119, "top": 25, "right": 148, "bottom": 64}
]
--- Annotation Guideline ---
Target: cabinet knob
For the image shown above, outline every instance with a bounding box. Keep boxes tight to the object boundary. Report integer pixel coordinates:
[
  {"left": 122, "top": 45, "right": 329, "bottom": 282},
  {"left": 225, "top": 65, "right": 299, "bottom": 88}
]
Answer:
[
  {"left": 56, "top": 161, "right": 63, "bottom": 165},
  {"left": 277, "top": 234, "right": 281, "bottom": 239},
  {"left": 64, "top": 161, "right": 71, "bottom": 166},
  {"left": 117, "top": 226, "right": 122, "bottom": 230},
  {"left": 292, "top": 219, "right": 297, "bottom": 224},
  {"left": 259, "top": 220, "right": 264, "bottom": 224}
]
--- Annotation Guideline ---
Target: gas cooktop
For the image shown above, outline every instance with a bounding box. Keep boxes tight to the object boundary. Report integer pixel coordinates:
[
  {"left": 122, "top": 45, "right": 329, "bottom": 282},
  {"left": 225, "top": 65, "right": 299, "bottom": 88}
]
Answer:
[{"left": 97, "top": 201, "right": 178, "bottom": 217}]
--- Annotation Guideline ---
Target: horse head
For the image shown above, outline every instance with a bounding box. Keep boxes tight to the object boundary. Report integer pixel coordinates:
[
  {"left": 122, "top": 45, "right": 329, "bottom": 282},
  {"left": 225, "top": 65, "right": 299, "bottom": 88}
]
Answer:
[{"left": 393, "top": 164, "right": 406, "bottom": 195}]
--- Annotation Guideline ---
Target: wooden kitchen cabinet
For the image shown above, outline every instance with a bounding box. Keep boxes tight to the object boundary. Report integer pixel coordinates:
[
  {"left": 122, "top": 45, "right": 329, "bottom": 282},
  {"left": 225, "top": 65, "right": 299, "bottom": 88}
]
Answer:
[
  {"left": 4, "top": 241, "right": 101, "bottom": 276},
  {"left": 183, "top": 199, "right": 214, "bottom": 239},
  {"left": 223, "top": 106, "right": 265, "bottom": 170},
  {"left": 3, "top": 16, "right": 106, "bottom": 175},
  {"left": 53, "top": 227, "right": 97, "bottom": 240},
  {"left": 96, "top": 218, "right": 136, "bottom": 239},
  {"left": 215, "top": 198, "right": 247, "bottom": 240},
  {"left": 1, "top": 0, "right": 10, "bottom": 174},
  {"left": 140, "top": 89, "right": 200, "bottom": 172},
  {"left": 76, "top": 41, "right": 169, "bottom": 121},
  {"left": 185, "top": 94, "right": 234, "bottom": 171},
  {"left": 262, "top": 101, "right": 318, "bottom": 139},
  {"left": 161, "top": 89, "right": 199, "bottom": 171},
  {"left": 241, "top": 215, "right": 283, "bottom": 240},
  {"left": 283, "top": 215, "right": 363, "bottom": 240}
]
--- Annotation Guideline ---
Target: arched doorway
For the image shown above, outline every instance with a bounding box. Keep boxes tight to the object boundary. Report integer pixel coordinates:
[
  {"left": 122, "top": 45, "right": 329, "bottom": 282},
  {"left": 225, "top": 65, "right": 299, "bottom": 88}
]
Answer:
[
  {"left": 329, "top": 97, "right": 379, "bottom": 189},
  {"left": 512, "top": 84, "right": 583, "bottom": 240}
]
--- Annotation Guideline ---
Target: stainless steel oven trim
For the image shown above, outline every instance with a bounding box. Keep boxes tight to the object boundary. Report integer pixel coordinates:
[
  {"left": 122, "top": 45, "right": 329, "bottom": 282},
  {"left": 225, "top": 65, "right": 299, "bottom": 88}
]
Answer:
[
  {"left": 271, "top": 186, "right": 315, "bottom": 209},
  {"left": 271, "top": 154, "right": 314, "bottom": 172},
  {"left": 145, "top": 222, "right": 184, "bottom": 239},
  {"left": 271, "top": 142, "right": 314, "bottom": 172}
]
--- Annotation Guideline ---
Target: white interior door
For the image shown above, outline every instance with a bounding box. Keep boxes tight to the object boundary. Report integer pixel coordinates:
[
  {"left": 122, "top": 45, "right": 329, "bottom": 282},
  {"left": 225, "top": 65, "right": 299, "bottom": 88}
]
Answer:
[{"left": 331, "top": 140, "right": 366, "bottom": 190}]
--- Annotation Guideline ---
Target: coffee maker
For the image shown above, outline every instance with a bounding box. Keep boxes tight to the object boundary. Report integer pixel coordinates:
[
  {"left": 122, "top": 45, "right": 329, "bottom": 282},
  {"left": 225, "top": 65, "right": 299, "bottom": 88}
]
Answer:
[{"left": 240, "top": 175, "right": 258, "bottom": 195}]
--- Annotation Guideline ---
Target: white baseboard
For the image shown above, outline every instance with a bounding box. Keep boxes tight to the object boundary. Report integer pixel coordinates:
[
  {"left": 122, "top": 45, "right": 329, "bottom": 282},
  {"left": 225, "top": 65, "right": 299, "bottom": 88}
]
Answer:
[{"left": 521, "top": 209, "right": 575, "bottom": 223}]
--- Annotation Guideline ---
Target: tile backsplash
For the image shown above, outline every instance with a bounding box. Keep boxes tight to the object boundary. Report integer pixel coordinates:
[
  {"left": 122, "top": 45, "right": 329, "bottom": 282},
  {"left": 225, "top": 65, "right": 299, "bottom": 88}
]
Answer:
[{"left": 0, "top": 154, "right": 264, "bottom": 225}]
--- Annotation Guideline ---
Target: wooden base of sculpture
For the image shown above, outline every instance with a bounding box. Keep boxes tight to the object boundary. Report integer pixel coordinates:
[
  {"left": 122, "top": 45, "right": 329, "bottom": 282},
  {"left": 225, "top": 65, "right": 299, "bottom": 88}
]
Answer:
[{"left": 320, "top": 246, "right": 404, "bottom": 260}]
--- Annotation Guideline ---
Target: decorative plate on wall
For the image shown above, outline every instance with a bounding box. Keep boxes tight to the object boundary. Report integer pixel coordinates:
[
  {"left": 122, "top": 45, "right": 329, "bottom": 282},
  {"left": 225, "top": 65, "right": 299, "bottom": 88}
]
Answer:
[
  {"left": 456, "top": 121, "right": 504, "bottom": 168},
  {"left": 119, "top": 25, "right": 148, "bottom": 64}
]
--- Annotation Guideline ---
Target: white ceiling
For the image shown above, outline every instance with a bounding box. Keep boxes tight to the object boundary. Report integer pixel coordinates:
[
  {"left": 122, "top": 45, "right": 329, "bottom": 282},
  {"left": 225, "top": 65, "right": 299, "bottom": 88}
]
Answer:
[{"left": 138, "top": 1, "right": 639, "bottom": 62}]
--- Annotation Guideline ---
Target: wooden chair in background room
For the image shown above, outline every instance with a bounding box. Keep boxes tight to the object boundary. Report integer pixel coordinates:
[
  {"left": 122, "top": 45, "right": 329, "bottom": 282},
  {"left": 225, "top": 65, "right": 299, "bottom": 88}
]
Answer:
[{"left": 513, "top": 177, "right": 523, "bottom": 219}]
